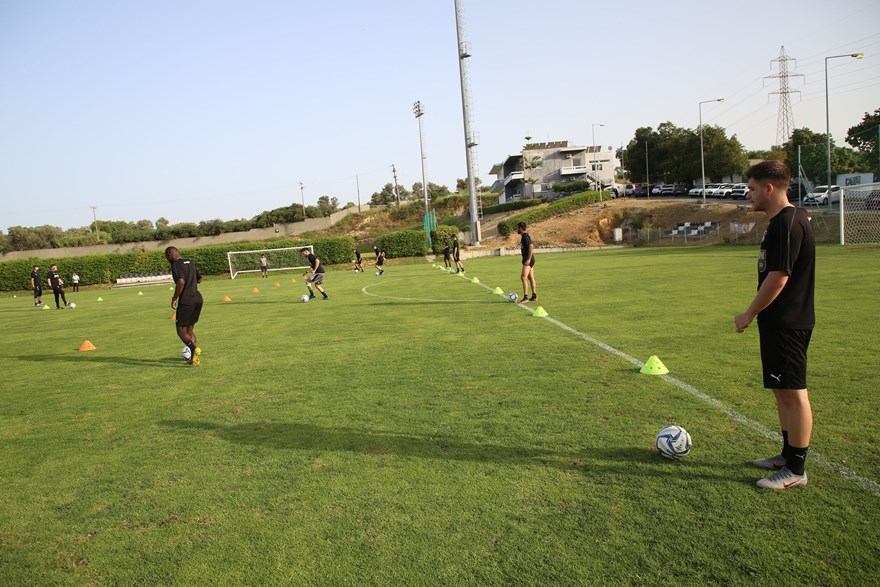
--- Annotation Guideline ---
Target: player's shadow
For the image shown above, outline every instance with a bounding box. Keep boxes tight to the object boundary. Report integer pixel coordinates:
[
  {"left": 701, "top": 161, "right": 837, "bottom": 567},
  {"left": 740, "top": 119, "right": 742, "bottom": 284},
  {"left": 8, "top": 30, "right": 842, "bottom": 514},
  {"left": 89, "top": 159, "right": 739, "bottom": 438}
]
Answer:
[
  {"left": 9, "top": 353, "right": 182, "bottom": 368},
  {"left": 159, "top": 419, "right": 754, "bottom": 483}
]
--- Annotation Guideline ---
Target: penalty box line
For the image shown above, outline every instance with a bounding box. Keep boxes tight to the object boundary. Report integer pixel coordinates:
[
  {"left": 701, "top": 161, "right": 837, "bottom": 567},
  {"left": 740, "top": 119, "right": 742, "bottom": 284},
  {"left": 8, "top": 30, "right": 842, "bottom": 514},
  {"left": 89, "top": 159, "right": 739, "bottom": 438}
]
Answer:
[{"left": 456, "top": 269, "right": 880, "bottom": 498}]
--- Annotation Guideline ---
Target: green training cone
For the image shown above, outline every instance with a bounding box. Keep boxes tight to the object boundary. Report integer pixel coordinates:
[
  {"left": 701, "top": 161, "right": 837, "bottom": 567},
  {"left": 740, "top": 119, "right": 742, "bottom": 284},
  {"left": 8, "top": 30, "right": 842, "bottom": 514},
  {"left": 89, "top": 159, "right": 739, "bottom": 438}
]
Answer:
[
  {"left": 138, "top": 291, "right": 144, "bottom": 296},
  {"left": 532, "top": 306, "right": 548, "bottom": 317},
  {"left": 96, "top": 297, "right": 103, "bottom": 302},
  {"left": 471, "top": 277, "right": 480, "bottom": 284},
  {"left": 43, "top": 304, "right": 51, "bottom": 310},
  {"left": 640, "top": 355, "right": 669, "bottom": 375},
  {"left": 169, "top": 286, "right": 175, "bottom": 290},
  {"left": 492, "top": 287, "right": 504, "bottom": 294}
]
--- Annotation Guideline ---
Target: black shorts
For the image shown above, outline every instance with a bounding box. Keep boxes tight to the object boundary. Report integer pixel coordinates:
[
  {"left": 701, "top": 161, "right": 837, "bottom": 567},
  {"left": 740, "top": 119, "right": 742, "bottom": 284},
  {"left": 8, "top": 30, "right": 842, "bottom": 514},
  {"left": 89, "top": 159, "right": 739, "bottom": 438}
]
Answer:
[
  {"left": 758, "top": 325, "right": 812, "bottom": 389},
  {"left": 176, "top": 302, "right": 203, "bottom": 327},
  {"left": 522, "top": 257, "right": 535, "bottom": 268},
  {"left": 376, "top": 259, "right": 384, "bottom": 267},
  {"left": 33, "top": 286, "right": 42, "bottom": 297},
  {"left": 453, "top": 254, "right": 460, "bottom": 262}
]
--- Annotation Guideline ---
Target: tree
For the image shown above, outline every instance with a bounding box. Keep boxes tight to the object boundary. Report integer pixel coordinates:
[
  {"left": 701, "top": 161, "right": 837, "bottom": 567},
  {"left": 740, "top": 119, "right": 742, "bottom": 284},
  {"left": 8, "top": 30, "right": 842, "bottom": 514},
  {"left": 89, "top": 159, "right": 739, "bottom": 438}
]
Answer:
[
  {"left": 846, "top": 108, "right": 880, "bottom": 175},
  {"left": 455, "top": 177, "right": 482, "bottom": 193},
  {"left": 156, "top": 217, "right": 170, "bottom": 229},
  {"left": 370, "top": 183, "right": 411, "bottom": 205},
  {"left": 316, "top": 195, "right": 339, "bottom": 216}
]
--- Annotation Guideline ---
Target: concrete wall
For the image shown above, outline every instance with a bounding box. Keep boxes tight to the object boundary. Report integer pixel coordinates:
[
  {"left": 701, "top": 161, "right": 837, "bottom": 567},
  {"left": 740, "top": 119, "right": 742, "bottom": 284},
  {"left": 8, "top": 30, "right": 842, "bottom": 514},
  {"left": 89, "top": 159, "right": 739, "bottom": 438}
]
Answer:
[{"left": 1, "top": 205, "right": 373, "bottom": 261}]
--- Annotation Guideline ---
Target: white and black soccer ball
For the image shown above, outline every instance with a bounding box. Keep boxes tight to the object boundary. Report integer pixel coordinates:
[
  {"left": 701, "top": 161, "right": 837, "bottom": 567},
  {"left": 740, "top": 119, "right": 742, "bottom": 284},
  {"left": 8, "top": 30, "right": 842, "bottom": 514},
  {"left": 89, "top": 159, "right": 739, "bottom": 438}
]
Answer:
[
  {"left": 507, "top": 293, "right": 518, "bottom": 303},
  {"left": 68, "top": 302, "right": 77, "bottom": 309},
  {"left": 181, "top": 346, "right": 192, "bottom": 361},
  {"left": 656, "top": 425, "right": 692, "bottom": 460},
  {"left": 300, "top": 294, "right": 310, "bottom": 303},
  {"left": 375, "top": 271, "right": 381, "bottom": 276}
]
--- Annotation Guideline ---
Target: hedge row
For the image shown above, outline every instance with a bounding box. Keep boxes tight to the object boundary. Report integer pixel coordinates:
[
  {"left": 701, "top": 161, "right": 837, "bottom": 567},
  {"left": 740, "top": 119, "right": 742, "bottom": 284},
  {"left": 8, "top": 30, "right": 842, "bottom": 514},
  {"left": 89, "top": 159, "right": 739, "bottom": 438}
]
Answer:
[
  {"left": 0, "top": 237, "right": 354, "bottom": 292},
  {"left": 481, "top": 198, "right": 544, "bottom": 216},
  {"left": 551, "top": 181, "right": 593, "bottom": 193},
  {"left": 380, "top": 230, "right": 428, "bottom": 259},
  {"left": 429, "top": 225, "right": 461, "bottom": 255},
  {"left": 497, "top": 191, "right": 603, "bottom": 236}
]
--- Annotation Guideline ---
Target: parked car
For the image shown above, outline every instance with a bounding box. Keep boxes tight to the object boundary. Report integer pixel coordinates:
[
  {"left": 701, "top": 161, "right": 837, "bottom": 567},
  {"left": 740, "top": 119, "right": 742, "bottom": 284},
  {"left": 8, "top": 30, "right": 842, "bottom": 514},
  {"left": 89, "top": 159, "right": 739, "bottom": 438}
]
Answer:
[
  {"left": 625, "top": 183, "right": 639, "bottom": 196},
  {"left": 804, "top": 185, "right": 842, "bottom": 205},
  {"left": 729, "top": 183, "right": 748, "bottom": 199},
  {"left": 633, "top": 185, "right": 649, "bottom": 197},
  {"left": 651, "top": 184, "right": 665, "bottom": 196},
  {"left": 660, "top": 184, "right": 675, "bottom": 195},
  {"left": 689, "top": 185, "right": 705, "bottom": 197},
  {"left": 673, "top": 184, "right": 690, "bottom": 196},
  {"left": 708, "top": 183, "right": 734, "bottom": 198}
]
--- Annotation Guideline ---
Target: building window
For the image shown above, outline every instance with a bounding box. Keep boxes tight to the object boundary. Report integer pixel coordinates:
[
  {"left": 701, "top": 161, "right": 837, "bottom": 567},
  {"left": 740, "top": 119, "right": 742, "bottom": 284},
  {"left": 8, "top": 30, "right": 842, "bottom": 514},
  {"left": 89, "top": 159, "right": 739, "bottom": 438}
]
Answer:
[{"left": 591, "top": 163, "right": 603, "bottom": 171}]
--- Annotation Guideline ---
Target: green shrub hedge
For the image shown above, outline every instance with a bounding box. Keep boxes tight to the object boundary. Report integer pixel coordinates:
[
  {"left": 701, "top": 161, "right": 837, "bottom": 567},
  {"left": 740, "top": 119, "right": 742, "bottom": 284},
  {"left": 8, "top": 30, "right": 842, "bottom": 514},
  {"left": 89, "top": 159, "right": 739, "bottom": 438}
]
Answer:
[
  {"left": 380, "top": 230, "right": 428, "bottom": 258},
  {"left": 0, "top": 236, "right": 354, "bottom": 291},
  {"left": 481, "top": 198, "right": 544, "bottom": 216},
  {"left": 497, "top": 191, "right": 603, "bottom": 236},
  {"left": 429, "top": 225, "right": 461, "bottom": 255},
  {"left": 551, "top": 181, "right": 592, "bottom": 193}
]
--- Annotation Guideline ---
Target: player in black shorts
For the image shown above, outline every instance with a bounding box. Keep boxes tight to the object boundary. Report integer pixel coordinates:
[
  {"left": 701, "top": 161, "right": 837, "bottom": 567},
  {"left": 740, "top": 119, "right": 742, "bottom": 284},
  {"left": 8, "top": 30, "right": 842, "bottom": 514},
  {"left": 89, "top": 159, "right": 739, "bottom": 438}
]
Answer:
[
  {"left": 452, "top": 238, "right": 464, "bottom": 273},
  {"left": 30, "top": 265, "right": 43, "bottom": 307},
  {"left": 515, "top": 222, "right": 537, "bottom": 303},
  {"left": 46, "top": 264, "right": 71, "bottom": 309},
  {"left": 353, "top": 249, "right": 364, "bottom": 273},
  {"left": 442, "top": 242, "right": 452, "bottom": 269},
  {"left": 301, "top": 247, "right": 329, "bottom": 300},
  {"left": 735, "top": 160, "right": 815, "bottom": 490},
  {"left": 166, "top": 246, "right": 203, "bottom": 365},
  {"left": 373, "top": 245, "right": 385, "bottom": 276}
]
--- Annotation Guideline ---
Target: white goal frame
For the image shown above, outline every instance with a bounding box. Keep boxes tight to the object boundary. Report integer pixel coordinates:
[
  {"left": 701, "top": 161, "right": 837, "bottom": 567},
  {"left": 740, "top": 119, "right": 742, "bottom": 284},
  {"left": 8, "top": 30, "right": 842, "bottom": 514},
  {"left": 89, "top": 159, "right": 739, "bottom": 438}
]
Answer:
[
  {"left": 227, "top": 246, "right": 313, "bottom": 279},
  {"left": 840, "top": 182, "right": 880, "bottom": 245}
]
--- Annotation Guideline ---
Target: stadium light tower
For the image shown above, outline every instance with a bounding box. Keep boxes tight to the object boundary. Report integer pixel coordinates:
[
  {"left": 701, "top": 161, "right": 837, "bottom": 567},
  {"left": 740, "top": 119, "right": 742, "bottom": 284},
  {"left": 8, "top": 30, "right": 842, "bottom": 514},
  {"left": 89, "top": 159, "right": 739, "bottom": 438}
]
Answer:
[
  {"left": 413, "top": 101, "right": 429, "bottom": 215},
  {"left": 592, "top": 123, "right": 604, "bottom": 200},
  {"left": 699, "top": 98, "right": 725, "bottom": 204},
  {"left": 825, "top": 52, "right": 864, "bottom": 213}
]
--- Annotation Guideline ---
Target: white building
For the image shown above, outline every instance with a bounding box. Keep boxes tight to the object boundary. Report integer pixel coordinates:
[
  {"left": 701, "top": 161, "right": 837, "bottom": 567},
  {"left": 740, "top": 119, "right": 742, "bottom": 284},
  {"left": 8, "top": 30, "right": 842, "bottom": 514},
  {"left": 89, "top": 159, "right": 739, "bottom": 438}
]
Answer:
[{"left": 489, "top": 140, "right": 615, "bottom": 202}]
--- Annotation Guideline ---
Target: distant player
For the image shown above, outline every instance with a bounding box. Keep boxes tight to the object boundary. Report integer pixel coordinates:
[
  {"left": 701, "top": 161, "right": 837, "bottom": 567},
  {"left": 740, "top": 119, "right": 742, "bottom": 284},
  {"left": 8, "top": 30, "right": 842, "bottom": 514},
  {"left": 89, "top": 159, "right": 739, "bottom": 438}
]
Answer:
[
  {"left": 353, "top": 248, "right": 364, "bottom": 272},
  {"left": 30, "top": 265, "right": 43, "bottom": 307},
  {"left": 735, "top": 160, "right": 815, "bottom": 490},
  {"left": 516, "top": 222, "right": 538, "bottom": 303},
  {"left": 442, "top": 242, "right": 452, "bottom": 269},
  {"left": 301, "top": 247, "right": 329, "bottom": 300},
  {"left": 71, "top": 271, "right": 80, "bottom": 292},
  {"left": 46, "top": 264, "right": 71, "bottom": 309},
  {"left": 166, "top": 246, "right": 203, "bottom": 365},
  {"left": 259, "top": 255, "right": 268, "bottom": 278},
  {"left": 452, "top": 237, "right": 465, "bottom": 273},
  {"left": 373, "top": 245, "right": 385, "bottom": 276}
]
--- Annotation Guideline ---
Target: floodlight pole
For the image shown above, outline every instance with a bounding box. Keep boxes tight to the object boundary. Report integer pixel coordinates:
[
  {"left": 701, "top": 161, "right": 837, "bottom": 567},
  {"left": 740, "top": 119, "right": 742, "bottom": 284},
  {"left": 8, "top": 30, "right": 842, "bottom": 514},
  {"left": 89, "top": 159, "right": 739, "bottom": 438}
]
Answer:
[
  {"left": 825, "top": 52, "right": 864, "bottom": 214},
  {"left": 90, "top": 206, "right": 99, "bottom": 234},
  {"left": 699, "top": 98, "right": 725, "bottom": 204},
  {"left": 592, "top": 123, "right": 604, "bottom": 200},
  {"left": 413, "top": 101, "right": 429, "bottom": 215},
  {"left": 299, "top": 182, "right": 306, "bottom": 219}
]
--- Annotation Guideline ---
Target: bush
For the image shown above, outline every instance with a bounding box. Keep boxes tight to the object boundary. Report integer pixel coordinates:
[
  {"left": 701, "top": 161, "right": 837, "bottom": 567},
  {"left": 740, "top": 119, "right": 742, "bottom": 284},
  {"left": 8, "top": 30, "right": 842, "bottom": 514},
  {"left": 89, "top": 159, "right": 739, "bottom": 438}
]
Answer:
[
  {"left": 0, "top": 236, "right": 355, "bottom": 291},
  {"left": 380, "top": 230, "right": 428, "bottom": 258},
  {"left": 497, "top": 191, "right": 603, "bottom": 236},
  {"left": 481, "top": 198, "right": 543, "bottom": 216},
  {"left": 430, "top": 225, "right": 461, "bottom": 254},
  {"left": 552, "top": 181, "right": 592, "bottom": 193}
]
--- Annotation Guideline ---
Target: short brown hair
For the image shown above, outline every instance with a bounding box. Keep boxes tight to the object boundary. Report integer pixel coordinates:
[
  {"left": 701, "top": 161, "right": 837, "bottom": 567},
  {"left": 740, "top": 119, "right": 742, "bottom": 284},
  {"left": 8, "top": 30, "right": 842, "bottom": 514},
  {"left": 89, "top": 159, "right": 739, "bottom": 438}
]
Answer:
[{"left": 745, "top": 160, "right": 791, "bottom": 191}]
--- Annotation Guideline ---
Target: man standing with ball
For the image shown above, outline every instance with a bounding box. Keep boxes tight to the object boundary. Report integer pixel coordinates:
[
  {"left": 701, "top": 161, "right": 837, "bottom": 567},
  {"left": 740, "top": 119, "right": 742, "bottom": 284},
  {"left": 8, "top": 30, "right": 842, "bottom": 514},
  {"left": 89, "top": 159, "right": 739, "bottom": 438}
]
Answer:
[
  {"left": 166, "top": 246, "right": 203, "bottom": 365},
  {"left": 516, "top": 222, "right": 538, "bottom": 303},
  {"left": 735, "top": 160, "right": 814, "bottom": 490}
]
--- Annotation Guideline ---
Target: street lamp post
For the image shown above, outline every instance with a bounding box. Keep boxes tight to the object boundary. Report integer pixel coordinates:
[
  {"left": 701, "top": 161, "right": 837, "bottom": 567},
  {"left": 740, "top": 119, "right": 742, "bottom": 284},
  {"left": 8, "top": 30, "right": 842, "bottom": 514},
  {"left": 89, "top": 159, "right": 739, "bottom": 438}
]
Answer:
[
  {"left": 523, "top": 135, "right": 532, "bottom": 199},
  {"left": 592, "top": 123, "right": 604, "bottom": 200},
  {"left": 825, "top": 52, "right": 864, "bottom": 213},
  {"left": 413, "top": 101, "right": 429, "bottom": 215},
  {"left": 699, "top": 98, "right": 725, "bottom": 204}
]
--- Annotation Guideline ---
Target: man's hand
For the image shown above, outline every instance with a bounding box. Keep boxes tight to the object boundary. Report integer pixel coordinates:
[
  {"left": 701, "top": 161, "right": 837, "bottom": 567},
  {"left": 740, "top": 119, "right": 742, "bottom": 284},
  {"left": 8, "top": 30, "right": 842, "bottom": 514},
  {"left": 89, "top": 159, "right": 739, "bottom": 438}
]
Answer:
[
  {"left": 734, "top": 311, "right": 754, "bottom": 333},
  {"left": 171, "top": 298, "right": 178, "bottom": 310}
]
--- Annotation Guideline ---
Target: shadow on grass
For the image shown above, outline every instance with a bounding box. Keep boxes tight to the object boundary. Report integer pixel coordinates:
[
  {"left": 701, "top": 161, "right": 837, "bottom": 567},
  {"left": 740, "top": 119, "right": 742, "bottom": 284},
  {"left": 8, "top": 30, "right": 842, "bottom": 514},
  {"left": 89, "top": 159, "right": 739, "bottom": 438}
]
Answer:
[
  {"left": 8, "top": 353, "right": 183, "bottom": 368},
  {"left": 159, "top": 419, "right": 755, "bottom": 482}
]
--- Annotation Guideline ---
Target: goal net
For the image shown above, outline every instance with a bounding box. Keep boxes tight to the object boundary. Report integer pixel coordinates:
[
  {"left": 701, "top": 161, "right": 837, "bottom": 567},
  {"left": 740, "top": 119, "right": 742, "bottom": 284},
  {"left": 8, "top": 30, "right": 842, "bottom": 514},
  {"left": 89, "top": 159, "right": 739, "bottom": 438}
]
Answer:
[
  {"left": 840, "top": 182, "right": 880, "bottom": 245},
  {"left": 227, "top": 246, "right": 313, "bottom": 279}
]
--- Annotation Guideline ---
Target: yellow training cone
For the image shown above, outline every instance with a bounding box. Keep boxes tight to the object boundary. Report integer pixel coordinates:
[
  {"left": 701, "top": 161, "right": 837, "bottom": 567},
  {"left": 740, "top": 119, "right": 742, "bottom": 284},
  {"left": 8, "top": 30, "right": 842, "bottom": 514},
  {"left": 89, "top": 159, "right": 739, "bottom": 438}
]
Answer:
[
  {"left": 492, "top": 287, "right": 504, "bottom": 294},
  {"left": 169, "top": 286, "right": 175, "bottom": 291},
  {"left": 532, "top": 306, "right": 548, "bottom": 317},
  {"left": 471, "top": 277, "right": 480, "bottom": 283},
  {"left": 43, "top": 304, "right": 51, "bottom": 310},
  {"left": 96, "top": 297, "right": 103, "bottom": 302},
  {"left": 79, "top": 340, "right": 97, "bottom": 352},
  {"left": 138, "top": 291, "right": 144, "bottom": 296},
  {"left": 640, "top": 355, "right": 669, "bottom": 375}
]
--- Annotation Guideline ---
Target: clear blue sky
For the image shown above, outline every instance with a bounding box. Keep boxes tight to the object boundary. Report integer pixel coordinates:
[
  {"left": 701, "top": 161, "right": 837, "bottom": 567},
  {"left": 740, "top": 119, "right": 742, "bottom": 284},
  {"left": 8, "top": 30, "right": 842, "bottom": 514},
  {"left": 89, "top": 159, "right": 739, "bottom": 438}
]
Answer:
[{"left": 2, "top": 0, "right": 878, "bottom": 230}]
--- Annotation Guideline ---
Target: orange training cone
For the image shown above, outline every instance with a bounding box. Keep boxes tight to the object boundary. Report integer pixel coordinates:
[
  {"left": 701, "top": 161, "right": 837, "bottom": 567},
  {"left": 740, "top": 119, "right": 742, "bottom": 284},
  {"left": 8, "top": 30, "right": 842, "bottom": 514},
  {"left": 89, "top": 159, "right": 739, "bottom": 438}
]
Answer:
[
  {"left": 290, "top": 278, "right": 297, "bottom": 283},
  {"left": 223, "top": 295, "right": 232, "bottom": 302},
  {"left": 274, "top": 282, "right": 281, "bottom": 287},
  {"left": 171, "top": 312, "right": 176, "bottom": 320},
  {"left": 252, "top": 287, "right": 260, "bottom": 293},
  {"left": 79, "top": 340, "right": 97, "bottom": 352}
]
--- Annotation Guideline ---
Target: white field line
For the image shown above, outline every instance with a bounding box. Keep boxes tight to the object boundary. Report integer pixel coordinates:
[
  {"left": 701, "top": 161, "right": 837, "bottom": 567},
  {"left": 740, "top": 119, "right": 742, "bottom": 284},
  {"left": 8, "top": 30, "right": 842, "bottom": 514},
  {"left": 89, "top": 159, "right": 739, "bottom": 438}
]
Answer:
[{"left": 451, "top": 269, "right": 880, "bottom": 498}]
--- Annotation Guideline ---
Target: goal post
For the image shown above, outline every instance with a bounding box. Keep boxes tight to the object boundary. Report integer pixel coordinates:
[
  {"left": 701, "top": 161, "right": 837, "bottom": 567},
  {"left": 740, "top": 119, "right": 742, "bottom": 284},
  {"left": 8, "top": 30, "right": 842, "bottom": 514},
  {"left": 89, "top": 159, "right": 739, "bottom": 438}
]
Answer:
[
  {"left": 227, "top": 246, "right": 313, "bottom": 279},
  {"left": 840, "top": 183, "right": 880, "bottom": 245}
]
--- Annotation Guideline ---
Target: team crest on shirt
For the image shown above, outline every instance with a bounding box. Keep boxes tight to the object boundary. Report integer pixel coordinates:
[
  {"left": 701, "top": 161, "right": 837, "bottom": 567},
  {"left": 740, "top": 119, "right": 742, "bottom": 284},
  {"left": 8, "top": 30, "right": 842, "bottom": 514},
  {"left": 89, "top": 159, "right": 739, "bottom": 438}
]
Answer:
[{"left": 758, "top": 249, "right": 767, "bottom": 273}]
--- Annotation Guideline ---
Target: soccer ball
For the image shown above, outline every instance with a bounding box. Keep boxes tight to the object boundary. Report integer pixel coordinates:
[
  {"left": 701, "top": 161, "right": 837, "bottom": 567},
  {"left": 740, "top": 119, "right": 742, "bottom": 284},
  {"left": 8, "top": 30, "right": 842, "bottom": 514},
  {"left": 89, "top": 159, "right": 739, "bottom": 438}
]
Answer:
[
  {"left": 181, "top": 346, "right": 192, "bottom": 361},
  {"left": 301, "top": 294, "right": 310, "bottom": 303},
  {"left": 507, "top": 293, "right": 518, "bottom": 303},
  {"left": 68, "top": 302, "right": 77, "bottom": 309},
  {"left": 375, "top": 271, "right": 381, "bottom": 276},
  {"left": 656, "top": 425, "right": 692, "bottom": 460}
]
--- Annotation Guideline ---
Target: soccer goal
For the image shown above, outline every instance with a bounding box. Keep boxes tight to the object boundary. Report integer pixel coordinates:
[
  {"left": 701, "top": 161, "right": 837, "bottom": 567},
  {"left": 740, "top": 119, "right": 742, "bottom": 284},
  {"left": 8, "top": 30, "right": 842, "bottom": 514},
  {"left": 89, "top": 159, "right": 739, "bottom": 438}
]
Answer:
[
  {"left": 840, "top": 183, "right": 880, "bottom": 245},
  {"left": 227, "top": 246, "right": 313, "bottom": 279}
]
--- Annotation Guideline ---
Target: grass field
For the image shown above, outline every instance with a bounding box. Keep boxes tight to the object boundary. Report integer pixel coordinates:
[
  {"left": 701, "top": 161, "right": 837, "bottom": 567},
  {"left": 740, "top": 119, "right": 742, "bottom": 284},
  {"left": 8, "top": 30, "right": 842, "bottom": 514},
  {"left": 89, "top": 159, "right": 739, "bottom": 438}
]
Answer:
[{"left": 2, "top": 245, "right": 879, "bottom": 586}]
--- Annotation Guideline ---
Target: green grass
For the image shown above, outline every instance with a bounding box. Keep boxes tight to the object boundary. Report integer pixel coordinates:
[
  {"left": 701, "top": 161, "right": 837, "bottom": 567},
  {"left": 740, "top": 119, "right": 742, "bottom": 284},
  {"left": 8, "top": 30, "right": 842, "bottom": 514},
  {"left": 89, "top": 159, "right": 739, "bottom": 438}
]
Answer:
[{"left": 2, "top": 246, "right": 879, "bottom": 585}]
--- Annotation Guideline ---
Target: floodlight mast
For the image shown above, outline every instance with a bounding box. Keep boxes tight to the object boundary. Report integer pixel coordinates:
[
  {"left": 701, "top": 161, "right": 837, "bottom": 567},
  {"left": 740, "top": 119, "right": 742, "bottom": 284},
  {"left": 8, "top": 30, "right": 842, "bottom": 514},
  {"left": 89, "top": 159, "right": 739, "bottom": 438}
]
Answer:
[{"left": 454, "top": 0, "right": 481, "bottom": 244}]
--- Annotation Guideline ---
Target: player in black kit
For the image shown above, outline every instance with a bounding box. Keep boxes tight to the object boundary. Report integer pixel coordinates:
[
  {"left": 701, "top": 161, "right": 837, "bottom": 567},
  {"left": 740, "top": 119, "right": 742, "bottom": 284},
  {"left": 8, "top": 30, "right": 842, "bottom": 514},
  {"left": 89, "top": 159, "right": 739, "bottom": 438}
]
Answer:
[
  {"left": 46, "top": 264, "right": 71, "bottom": 309},
  {"left": 735, "top": 160, "right": 815, "bottom": 490},
  {"left": 30, "top": 265, "right": 43, "bottom": 307},
  {"left": 515, "top": 222, "right": 537, "bottom": 303},
  {"left": 166, "top": 246, "right": 203, "bottom": 365},
  {"left": 302, "top": 248, "right": 329, "bottom": 300}
]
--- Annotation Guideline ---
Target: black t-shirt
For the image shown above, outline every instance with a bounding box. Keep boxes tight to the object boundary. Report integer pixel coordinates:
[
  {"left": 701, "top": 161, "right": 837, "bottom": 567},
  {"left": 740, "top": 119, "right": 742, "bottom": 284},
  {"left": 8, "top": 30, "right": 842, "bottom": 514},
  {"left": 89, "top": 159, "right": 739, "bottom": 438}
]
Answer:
[
  {"left": 307, "top": 253, "right": 325, "bottom": 273},
  {"left": 757, "top": 206, "right": 815, "bottom": 329},
  {"left": 520, "top": 232, "right": 533, "bottom": 261},
  {"left": 442, "top": 245, "right": 450, "bottom": 257},
  {"left": 355, "top": 251, "right": 362, "bottom": 262},
  {"left": 453, "top": 239, "right": 459, "bottom": 254},
  {"left": 47, "top": 269, "right": 63, "bottom": 291},
  {"left": 171, "top": 258, "right": 204, "bottom": 306},
  {"left": 31, "top": 270, "right": 40, "bottom": 288}
]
